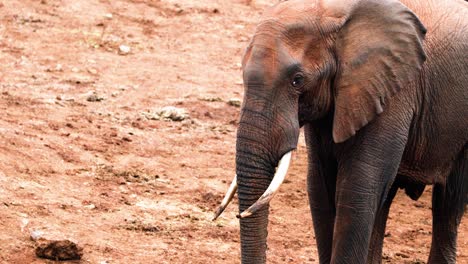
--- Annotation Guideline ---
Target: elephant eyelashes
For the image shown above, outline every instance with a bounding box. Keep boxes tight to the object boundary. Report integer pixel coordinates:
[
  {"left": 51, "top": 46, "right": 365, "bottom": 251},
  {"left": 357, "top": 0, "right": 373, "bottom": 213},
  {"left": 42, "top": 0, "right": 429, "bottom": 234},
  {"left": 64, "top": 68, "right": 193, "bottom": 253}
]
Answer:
[{"left": 291, "top": 73, "right": 305, "bottom": 88}]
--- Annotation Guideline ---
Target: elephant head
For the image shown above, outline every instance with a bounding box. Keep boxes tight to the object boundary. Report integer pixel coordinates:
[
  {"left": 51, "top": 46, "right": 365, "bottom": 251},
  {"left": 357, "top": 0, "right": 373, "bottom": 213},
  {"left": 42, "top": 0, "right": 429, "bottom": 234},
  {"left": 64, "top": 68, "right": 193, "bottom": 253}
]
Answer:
[{"left": 214, "top": 0, "right": 426, "bottom": 262}]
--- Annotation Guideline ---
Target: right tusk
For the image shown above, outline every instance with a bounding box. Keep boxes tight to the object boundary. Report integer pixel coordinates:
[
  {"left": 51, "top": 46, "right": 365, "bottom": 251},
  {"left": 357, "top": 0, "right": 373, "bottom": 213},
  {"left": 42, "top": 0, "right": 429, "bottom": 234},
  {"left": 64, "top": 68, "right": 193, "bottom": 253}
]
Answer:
[
  {"left": 212, "top": 174, "right": 238, "bottom": 221},
  {"left": 237, "top": 151, "right": 292, "bottom": 218}
]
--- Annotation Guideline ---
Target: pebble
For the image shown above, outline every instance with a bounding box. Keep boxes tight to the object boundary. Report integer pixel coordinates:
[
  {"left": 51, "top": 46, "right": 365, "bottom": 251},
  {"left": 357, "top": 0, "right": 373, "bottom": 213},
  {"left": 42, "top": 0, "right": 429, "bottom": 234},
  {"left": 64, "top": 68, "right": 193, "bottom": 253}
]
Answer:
[
  {"left": 30, "top": 230, "right": 44, "bottom": 241},
  {"left": 200, "top": 96, "right": 222, "bottom": 102},
  {"left": 20, "top": 218, "right": 29, "bottom": 232},
  {"left": 86, "top": 93, "right": 105, "bottom": 102},
  {"left": 395, "top": 252, "right": 410, "bottom": 258},
  {"left": 158, "top": 106, "right": 188, "bottom": 121},
  {"left": 84, "top": 203, "right": 96, "bottom": 209},
  {"left": 118, "top": 45, "right": 131, "bottom": 55},
  {"left": 227, "top": 98, "right": 241, "bottom": 107},
  {"left": 87, "top": 68, "right": 98, "bottom": 75},
  {"left": 141, "top": 111, "right": 160, "bottom": 120}
]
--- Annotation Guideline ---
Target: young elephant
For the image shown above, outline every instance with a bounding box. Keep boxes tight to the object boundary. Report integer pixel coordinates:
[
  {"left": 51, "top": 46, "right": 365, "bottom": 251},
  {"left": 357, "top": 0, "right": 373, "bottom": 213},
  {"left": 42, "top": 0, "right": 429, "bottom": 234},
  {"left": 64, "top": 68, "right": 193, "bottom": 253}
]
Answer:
[{"left": 214, "top": 0, "right": 467, "bottom": 263}]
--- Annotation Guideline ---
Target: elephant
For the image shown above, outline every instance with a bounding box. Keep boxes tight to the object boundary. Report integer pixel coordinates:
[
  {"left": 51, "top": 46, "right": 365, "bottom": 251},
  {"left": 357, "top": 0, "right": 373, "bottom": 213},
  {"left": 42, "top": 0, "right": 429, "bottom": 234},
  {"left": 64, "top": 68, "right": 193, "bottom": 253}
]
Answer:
[{"left": 213, "top": 0, "right": 467, "bottom": 263}]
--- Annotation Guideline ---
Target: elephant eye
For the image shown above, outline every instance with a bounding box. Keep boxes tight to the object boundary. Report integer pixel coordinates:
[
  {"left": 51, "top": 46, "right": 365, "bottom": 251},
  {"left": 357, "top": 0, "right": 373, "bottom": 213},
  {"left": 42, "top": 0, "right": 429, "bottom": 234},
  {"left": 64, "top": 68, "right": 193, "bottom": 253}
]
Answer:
[{"left": 291, "top": 73, "right": 305, "bottom": 88}]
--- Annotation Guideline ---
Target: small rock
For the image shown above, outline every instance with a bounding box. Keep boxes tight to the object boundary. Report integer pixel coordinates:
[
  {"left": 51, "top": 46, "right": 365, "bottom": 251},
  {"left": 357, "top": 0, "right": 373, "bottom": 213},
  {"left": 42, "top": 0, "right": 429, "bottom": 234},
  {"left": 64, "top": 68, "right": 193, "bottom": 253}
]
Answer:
[
  {"left": 158, "top": 106, "right": 188, "bottom": 121},
  {"left": 104, "top": 13, "right": 113, "bottom": 19},
  {"left": 20, "top": 218, "right": 29, "bottom": 232},
  {"left": 35, "top": 239, "right": 83, "bottom": 261},
  {"left": 55, "top": 64, "right": 63, "bottom": 72},
  {"left": 141, "top": 111, "right": 160, "bottom": 120},
  {"left": 200, "top": 96, "right": 222, "bottom": 102},
  {"left": 30, "top": 230, "right": 44, "bottom": 241},
  {"left": 227, "top": 98, "right": 241, "bottom": 107},
  {"left": 83, "top": 203, "right": 96, "bottom": 209},
  {"left": 87, "top": 68, "right": 98, "bottom": 75},
  {"left": 87, "top": 93, "right": 105, "bottom": 102},
  {"left": 395, "top": 252, "right": 410, "bottom": 258},
  {"left": 118, "top": 45, "right": 131, "bottom": 55}
]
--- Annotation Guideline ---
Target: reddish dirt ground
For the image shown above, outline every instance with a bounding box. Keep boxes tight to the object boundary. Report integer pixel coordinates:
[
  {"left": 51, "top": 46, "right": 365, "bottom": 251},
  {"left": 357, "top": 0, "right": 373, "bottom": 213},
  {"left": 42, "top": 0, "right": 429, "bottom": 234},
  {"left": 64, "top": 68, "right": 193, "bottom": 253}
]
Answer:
[{"left": 0, "top": 1, "right": 466, "bottom": 263}]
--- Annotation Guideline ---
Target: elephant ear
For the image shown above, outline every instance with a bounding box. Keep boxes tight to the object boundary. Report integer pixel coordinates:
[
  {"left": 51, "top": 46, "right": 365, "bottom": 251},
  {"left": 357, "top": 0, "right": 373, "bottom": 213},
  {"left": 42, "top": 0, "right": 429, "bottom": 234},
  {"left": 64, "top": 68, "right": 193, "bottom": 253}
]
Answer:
[{"left": 331, "top": 0, "right": 426, "bottom": 143}]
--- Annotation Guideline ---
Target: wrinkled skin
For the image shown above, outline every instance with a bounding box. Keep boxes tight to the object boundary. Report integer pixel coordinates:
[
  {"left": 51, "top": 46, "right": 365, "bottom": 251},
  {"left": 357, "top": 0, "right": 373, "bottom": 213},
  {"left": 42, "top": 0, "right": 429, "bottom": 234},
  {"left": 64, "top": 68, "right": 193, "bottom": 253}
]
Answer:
[{"left": 235, "top": 0, "right": 468, "bottom": 263}]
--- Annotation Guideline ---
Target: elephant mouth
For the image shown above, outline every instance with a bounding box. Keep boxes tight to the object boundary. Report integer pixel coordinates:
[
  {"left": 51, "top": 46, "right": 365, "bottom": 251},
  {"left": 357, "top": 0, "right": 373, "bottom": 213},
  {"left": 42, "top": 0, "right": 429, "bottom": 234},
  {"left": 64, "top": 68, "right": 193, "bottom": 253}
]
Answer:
[{"left": 212, "top": 151, "right": 294, "bottom": 220}]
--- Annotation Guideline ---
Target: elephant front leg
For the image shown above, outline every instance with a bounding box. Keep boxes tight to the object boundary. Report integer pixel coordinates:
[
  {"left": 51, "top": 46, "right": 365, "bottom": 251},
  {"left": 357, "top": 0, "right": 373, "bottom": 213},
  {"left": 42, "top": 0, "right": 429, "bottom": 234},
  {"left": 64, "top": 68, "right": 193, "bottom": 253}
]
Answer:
[
  {"left": 331, "top": 130, "right": 409, "bottom": 263},
  {"left": 332, "top": 183, "right": 384, "bottom": 263},
  {"left": 305, "top": 124, "right": 337, "bottom": 264},
  {"left": 308, "top": 163, "right": 337, "bottom": 264},
  {"left": 367, "top": 183, "right": 398, "bottom": 264}
]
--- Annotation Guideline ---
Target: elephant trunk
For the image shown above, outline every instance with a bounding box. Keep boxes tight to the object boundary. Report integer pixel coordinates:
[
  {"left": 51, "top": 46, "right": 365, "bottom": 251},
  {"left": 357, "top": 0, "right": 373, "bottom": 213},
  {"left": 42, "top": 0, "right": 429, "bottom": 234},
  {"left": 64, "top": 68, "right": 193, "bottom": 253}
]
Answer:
[{"left": 236, "top": 125, "right": 275, "bottom": 264}]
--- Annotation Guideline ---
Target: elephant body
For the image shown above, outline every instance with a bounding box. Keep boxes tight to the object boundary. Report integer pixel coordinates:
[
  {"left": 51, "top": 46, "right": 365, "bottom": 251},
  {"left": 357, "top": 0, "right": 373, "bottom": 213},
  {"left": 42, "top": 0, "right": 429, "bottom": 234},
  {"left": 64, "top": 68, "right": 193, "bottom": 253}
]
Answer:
[
  {"left": 397, "top": 0, "right": 467, "bottom": 185},
  {"left": 230, "top": 0, "right": 467, "bottom": 263}
]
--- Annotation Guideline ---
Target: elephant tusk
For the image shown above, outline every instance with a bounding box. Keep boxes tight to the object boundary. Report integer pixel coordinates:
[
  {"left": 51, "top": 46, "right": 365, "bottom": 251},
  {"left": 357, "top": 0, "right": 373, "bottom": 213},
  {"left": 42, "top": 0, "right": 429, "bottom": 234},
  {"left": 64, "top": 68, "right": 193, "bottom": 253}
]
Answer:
[
  {"left": 237, "top": 151, "right": 292, "bottom": 218},
  {"left": 212, "top": 174, "right": 238, "bottom": 221}
]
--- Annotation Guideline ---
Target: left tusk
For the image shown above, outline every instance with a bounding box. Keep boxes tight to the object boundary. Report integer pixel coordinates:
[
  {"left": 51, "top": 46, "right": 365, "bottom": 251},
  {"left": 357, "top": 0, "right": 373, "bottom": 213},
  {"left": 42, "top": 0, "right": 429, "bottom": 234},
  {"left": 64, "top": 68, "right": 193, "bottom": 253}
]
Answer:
[
  {"left": 212, "top": 175, "right": 238, "bottom": 221},
  {"left": 237, "top": 151, "right": 292, "bottom": 218}
]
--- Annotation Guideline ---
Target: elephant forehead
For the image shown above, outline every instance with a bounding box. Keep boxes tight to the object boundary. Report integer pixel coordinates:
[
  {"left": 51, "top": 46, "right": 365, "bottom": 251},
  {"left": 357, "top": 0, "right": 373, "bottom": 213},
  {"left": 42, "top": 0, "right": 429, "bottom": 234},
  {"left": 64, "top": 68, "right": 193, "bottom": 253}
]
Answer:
[
  {"left": 244, "top": 27, "right": 316, "bottom": 72},
  {"left": 252, "top": 14, "right": 322, "bottom": 59},
  {"left": 242, "top": 1, "right": 325, "bottom": 87},
  {"left": 243, "top": 33, "right": 323, "bottom": 91},
  {"left": 255, "top": 21, "right": 314, "bottom": 46}
]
